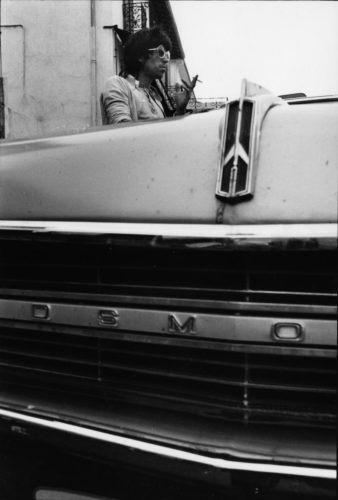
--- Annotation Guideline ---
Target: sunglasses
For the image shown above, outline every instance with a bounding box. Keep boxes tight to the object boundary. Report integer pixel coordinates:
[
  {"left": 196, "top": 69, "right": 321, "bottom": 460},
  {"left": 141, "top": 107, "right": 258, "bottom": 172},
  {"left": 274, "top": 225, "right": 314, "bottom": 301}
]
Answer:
[{"left": 148, "top": 45, "right": 171, "bottom": 60}]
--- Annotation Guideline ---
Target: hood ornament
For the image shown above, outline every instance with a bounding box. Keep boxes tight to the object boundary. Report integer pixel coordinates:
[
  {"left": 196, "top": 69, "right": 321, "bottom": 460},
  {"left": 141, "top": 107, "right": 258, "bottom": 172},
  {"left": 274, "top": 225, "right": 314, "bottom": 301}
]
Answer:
[{"left": 216, "top": 79, "right": 284, "bottom": 203}]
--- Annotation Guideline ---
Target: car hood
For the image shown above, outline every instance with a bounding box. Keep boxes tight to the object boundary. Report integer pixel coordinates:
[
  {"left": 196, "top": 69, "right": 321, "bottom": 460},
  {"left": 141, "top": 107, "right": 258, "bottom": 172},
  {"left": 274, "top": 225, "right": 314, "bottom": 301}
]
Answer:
[{"left": 0, "top": 99, "right": 337, "bottom": 224}]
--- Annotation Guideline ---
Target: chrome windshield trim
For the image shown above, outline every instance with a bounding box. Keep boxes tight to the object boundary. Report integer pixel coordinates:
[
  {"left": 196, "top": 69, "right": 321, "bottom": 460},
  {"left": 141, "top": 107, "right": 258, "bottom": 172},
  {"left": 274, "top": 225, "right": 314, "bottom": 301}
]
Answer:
[
  {"left": 0, "top": 408, "right": 335, "bottom": 479},
  {"left": 0, "top": 221, "right": 336, "bottom": 240}
]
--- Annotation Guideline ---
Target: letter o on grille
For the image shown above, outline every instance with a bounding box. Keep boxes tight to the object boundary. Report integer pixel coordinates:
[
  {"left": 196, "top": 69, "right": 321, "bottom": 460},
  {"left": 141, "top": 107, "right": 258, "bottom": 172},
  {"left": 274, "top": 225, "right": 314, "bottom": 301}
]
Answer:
[{"left": 273, "top": 323, "right": 303, "bottom": 342}]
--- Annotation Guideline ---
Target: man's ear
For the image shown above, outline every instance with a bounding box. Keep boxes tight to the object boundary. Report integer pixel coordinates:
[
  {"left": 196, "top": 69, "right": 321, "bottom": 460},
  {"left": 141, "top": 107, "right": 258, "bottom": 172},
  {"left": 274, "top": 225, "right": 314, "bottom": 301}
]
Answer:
[{"left": 138, "top": 52, "right": 149, "bottom": 67}]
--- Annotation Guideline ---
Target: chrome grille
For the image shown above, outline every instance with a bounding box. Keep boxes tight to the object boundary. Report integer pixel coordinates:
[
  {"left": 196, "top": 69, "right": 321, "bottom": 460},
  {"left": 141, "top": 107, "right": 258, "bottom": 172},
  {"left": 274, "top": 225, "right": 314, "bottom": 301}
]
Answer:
[
  {"left": 0, "top": 236, "right": 336, "bottom": 310},
  {"left": 0, "top": 326, "right": 335, "bottom": 429},
  {"left": 0, "top": 234, "right": 336, "bottom": 433}
]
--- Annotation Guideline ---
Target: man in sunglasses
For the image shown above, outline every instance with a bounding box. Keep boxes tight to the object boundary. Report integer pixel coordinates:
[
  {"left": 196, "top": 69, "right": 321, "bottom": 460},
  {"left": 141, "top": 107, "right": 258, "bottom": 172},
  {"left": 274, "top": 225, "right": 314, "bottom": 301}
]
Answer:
[{"left": 102, "top": 26, "right": 198, "bottom": 124}]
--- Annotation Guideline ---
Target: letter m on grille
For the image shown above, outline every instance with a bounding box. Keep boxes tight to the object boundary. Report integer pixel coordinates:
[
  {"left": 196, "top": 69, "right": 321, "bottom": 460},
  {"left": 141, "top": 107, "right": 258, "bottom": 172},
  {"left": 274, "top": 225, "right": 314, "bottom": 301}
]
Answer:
[{"left": 168, "top": 314, "right": 196, "bottom": 334}]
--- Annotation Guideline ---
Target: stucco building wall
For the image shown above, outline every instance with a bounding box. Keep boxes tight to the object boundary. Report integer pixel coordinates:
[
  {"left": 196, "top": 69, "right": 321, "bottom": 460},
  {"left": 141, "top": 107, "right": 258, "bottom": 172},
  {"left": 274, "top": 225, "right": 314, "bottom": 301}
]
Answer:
[{"left": 1, "top": 0, "right": 122, "bottom": 139}]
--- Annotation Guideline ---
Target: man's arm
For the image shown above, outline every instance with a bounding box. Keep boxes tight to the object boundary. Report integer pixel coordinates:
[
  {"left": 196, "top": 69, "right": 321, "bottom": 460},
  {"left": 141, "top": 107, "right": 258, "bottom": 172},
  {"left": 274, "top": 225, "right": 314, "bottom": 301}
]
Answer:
[{"left": 102, "top": 77, "right": 133, "bottom": 124}]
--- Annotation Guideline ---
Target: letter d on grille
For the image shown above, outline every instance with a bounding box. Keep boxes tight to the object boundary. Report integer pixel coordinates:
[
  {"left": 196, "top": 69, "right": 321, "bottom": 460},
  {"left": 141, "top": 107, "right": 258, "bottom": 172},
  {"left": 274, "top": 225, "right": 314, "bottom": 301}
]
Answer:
[{"left": 168, "top": 314, "right": 196, "bottom": 334}]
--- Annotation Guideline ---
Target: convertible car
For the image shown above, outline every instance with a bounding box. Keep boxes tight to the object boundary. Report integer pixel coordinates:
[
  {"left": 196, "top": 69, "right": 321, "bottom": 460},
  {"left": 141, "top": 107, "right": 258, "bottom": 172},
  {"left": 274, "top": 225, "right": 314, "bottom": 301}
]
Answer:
[{"left": 0, "top": 80, "right": 336, "bottom": 499}]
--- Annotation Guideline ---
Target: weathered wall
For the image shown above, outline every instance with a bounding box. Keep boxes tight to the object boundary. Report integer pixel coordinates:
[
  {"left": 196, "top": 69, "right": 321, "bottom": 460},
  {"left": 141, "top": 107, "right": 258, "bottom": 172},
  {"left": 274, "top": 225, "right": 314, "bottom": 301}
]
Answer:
[{"left": 1, "top": 0, "right": 123, "bottom": 139}]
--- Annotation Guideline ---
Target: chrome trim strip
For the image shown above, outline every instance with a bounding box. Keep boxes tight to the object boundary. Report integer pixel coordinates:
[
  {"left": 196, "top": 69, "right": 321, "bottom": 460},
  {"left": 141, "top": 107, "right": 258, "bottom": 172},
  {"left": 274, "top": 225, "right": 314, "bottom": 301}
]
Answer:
[
  {"left": 0, "top": 221, "right": 336, "bottom": 239},
  {"left": 1, "top": 288, "right": 335, "bottom": 316},
  {"left": 286, "top": 95, "right": 338, "bottom": 104},
  {"left": 0, "top": 299, "right": 336, "bottom": 346},
  {"left": 0, "top": 408, "right": 335, "bottom": 479}
]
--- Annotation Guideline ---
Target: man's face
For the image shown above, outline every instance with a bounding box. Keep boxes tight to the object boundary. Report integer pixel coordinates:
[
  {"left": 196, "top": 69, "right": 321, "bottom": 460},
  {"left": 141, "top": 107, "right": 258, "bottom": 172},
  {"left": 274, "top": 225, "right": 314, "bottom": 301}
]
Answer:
[{"left": 142, "top": 45, "right": 170, "bottom": 79}]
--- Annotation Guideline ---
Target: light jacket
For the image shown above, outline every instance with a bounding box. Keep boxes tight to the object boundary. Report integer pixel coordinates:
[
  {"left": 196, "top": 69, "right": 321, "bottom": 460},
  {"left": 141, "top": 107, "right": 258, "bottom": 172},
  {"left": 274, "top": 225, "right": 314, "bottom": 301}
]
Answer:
[{"left": 102, "top": 75, "right": 164, "bottom": 124}]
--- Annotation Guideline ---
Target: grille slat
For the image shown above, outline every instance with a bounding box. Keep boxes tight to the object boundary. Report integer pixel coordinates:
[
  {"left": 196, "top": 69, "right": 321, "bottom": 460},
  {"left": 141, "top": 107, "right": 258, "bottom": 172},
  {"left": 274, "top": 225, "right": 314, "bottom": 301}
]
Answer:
[
  {"left": 0, "top": 360, "right": 97, "bottom": 380},
  {"left": 101, "top": 363, "right": 245, "bottom": 387}
]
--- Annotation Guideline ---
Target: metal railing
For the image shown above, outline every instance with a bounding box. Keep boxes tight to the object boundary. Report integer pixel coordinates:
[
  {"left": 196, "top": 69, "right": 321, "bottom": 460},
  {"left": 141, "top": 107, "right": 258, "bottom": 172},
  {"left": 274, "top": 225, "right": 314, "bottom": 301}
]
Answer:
[
  {"left": 189, "top": 97, "right": 228, "bottom": 110},
  {"left": 123, "top": 1, "right": 149, "bottom": 33},
  {"left": 167, "top": 86, "right": 227, "bottom": 110}
]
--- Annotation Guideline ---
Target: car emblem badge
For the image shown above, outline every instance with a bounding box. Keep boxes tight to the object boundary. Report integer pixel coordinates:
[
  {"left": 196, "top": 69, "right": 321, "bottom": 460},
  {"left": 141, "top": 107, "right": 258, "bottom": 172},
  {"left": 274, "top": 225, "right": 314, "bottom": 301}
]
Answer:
[
  {"left": 216, "top": 79, "right": 283, "bottom": 204},
  {"left": 216, "top": 85, "right": 255, "bottom": 202}
]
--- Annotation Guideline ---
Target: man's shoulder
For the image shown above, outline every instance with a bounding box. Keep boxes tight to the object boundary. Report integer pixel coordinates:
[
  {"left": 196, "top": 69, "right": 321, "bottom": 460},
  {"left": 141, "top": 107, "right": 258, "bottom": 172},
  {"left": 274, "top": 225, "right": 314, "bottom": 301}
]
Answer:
[
  {"left": 104, "top": 75, "right": 138, "bottom": 97},
  {"left": 105, "top": 75, "right": 128, "bottom": 90}
]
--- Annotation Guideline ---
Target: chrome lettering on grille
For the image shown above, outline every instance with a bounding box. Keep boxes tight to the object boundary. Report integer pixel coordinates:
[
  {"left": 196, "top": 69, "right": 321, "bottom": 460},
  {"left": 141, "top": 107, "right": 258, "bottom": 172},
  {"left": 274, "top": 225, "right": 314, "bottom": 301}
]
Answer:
[
  {"left": 11, "top": 425, "right": 29, "bottom": 436},
  {"left": 0, "top": 299, "right": 335, "bottom": 346},
  {"left": 98, "top": 309, "right": 120, "bottom": 328},
  {"left": 32, "top": 303, "right": 50, "bottom": 320},
  {"left": 273, "top": 322, "right": 303, "bottom": 342},
  {"left": 168, "top": 314, "right": 196, "bottom": 334}
]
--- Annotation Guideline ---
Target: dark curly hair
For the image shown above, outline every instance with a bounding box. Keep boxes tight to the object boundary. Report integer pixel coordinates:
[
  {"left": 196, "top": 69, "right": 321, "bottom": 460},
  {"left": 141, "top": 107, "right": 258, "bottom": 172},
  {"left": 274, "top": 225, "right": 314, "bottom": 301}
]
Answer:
[{"left": 123, "top": 26, "right": 172, "bottom": 77}]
